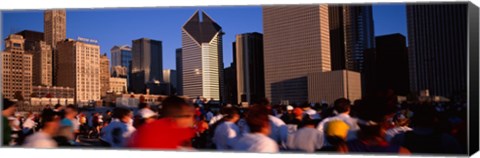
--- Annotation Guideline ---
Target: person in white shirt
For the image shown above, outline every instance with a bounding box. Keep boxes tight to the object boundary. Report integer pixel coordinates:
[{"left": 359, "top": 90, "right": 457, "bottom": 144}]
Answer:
[
  {"left": 287, "top": 119, "right": 323, "bottom": 152},
  {"left": 209, "top": 112, "right": 224, "bottom": 126},
  {"left": 100, "top": 107, "right": 136, "bottom": 148},
  {"left": 22, "top": 113, "right": 37, "bottom": 134},
  {"left": 23, "top": 111, "right": 61, "bottom": 148},
  {"left": 213, "top": 107, "right": 241, "bottom": 150},
  {"left": 317, "top": 98, "right": 360, "bottom": 148},
  {"left": 303, "top": 104, "right": 321, "bottom": 120},
  {"left": 233, "top": 105, "right": 279, "bottom": 153},
  {"left": 385, "top": 113, "right": 412, "bottom": 142}
]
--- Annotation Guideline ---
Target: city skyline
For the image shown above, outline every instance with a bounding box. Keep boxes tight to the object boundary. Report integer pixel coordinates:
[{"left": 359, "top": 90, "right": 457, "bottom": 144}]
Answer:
[{"left": 1, "top": 4, "right": 407, "bottom": 70}]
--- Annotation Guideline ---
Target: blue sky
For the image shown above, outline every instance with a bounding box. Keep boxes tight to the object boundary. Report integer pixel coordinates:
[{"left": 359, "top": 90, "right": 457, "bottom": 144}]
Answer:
[{"left": 1, "top": 4, "right": 406, "bottom": 70}]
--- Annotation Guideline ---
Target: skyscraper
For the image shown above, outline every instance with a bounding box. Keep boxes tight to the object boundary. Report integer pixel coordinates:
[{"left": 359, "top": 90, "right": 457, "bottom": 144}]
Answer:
[
  {"left": 176, "top": 48, "right": 183, "bottom": 95},
  {"left": 329, "top": 5, "right": 375, "bottom": 72},
  {"left": 224, "top": 62, "right": 238, "bottom": 105},
  {"left": 15, "top": 30, "right": 53, "bottom": 87},
  {"left": 263, "top": 5, "right": 331, "bottom": 104},
  {"left": 45, "top": 9, "right": 67, "bottom": 86},
  {"left": 1, "top": 34, "right": 33, "bottom": 100},
  {"left": 110, "top": 45, "right": 132, "bottom": 75},
  {"left": 56, "top": 38, "right": 100, "bottom": 105},
  {"left": 130, "top": 38, "right": 163, "bottom": 94},
  {"left": 181, "top": 10, "right": 224, "bottom": 100},
  {"left": 163, "top": 69, "right": 177, "bottom": 95},
  {"left": 407, "top": 4, "right": 468, "bottom": 97},
  {"left": 100, "top": 54, "right": 110, "bottom": 97},
  {"left": 235, "top": 32, "right": 265, "bottom": 104},
  {"left": 44, "top": 10, "right": 66, "bottom": 50},
  {"left": 375, "top": 33, "right": 410, "bottom": 95}
]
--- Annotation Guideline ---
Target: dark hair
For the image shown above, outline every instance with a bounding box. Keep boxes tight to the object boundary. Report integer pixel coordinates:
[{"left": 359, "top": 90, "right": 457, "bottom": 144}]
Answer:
[
  {"left": 160, "top": 96, "right": 192, "bottom": 117},
  {"left": 246, "top": 104, "right": 270, "bottom": 133},
  {"left": 222, "top": 107, "right": 239, "bottom": 121},
  {"left": 54, "top": 104, "right": 62, "bottom": 109},
  {"left": 138, "top": 102, "right": 148, "bottom": 109},
  {"left": 65, "top": 104, "right": 78, "bottom": 112},
  {"left": 112, "top": 107, "right": 132, "bottom": 119},
  {"left": 334, "top": 98, "right": 351, "bottom": 113},
  {"left": 356, "top": 96, "right": 396, "bottom": 139},
  {"left": 2, "top": 98, "right": 16, "bottom": 110}
]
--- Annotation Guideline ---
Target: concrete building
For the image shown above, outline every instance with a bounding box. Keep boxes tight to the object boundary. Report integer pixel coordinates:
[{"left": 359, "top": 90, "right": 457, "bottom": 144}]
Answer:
[
  {"left": 407, "top": 4, "right": 468, "bottom": 97},
  {"left": 181, "top": 10, "right": 224, "bottom": 100},
  {"left": 110, "top": 77, "right": 127, "bottom": 94},
  {"left": 263, "top": 5, "right": 331, "bottom": 104},
  {"left": 130, "top": 38, "right": 163, "bottom": 94},
  {"left": 235, "top": 32, "right": 265, "bottom": 104},
  {"left": 31, "top": 85, "right": 74, "bottom": 98},
  {"left": 308, "top": 70, "right": 362, "bottom": 104},
  {"left": 163, "top": 69, "right": 177, "bottom": 95},
  {"left": 15, "top": 30, "right": 53, "bottom": 87},
  {"left": 111, "top": 65, "right": 128, "bottom": 78},
  {"left": 175, "top": 48, "right": 183, "bottom": 95},
  {"left": 56, "top": 38, "right": 100, "bottom": 105},
  {"left": 44, "top": 9, "right": 66, "bottom": 49},
  {"left": 1, "top": 34, "right": 33, "bottom": 100},
  {"left": 100, "top": 54, "right": 110, "bottom": 97}
]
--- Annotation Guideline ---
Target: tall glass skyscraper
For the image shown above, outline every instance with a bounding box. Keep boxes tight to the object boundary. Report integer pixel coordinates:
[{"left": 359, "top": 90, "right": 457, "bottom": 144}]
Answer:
[
  {"left": 407, "top": 3, "right": 468, "bottom": 97},
  {"left": 329, "top": 5, "right": 375, "bottom": 72},
  {"left": 181, "top": 10, "right": 224, "bottom": 100},
  {"left": 130, "top": 38, "right": 163, "bottom": 94},
  {"left": 110, "top": 45, "right": 132, "bottom": 76}
]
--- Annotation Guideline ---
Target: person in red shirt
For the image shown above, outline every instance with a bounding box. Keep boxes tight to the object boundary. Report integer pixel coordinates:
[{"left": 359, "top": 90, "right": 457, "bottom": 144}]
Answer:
[{"left": 127, "top": 96, "right": 196, "bottom": 150}]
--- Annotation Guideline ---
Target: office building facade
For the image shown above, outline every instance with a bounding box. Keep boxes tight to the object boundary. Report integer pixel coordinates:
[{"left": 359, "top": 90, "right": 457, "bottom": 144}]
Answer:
[
  {"left": 235, "top": 32, "right": 265, "bottom": 104},
  {"left": 176, "top": 48, "right": 183, "bottom": 95},
  {"left": 131, "top": 38, "right": 163, "bottom": 94},
  {"left": 56, "top": 39, "right": 100, "bottom": 105},
  {"left": 110, "top": 77, "right": 128, "bottom": 94},
  {"left": 110, "top": 45, "right": 132, "bottom": 77},
  {"left": 263, "top": 5, "right": 331, "bottom": 104},
  {"left": 375, "top": 33, "right": 410, "bottom": 95},
  {"left": 308, "top": 70, "right": 362, "bottom": 104},
  {"left": 1, "top": 34, "right": 33, "bottom": 100},
  {"left": 44, "top": 9, "right": 66, "bottom": 49},
  {"left": 163, "top": 69, "right": 177, "bottom": 95},
  {"left": 100, "top": 54, "right": 110, "bottom": 97},
  {"left": 407, "top": 4, "right": 468, "bottom": 97},
  {"left": 181, "top": 10, "right": 224, "bottom": 100}
]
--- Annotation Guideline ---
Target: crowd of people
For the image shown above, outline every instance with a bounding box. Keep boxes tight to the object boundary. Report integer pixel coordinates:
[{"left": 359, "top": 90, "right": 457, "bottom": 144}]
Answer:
[{"left": 1, "top": 94, "right": 467, "bottom": 155}]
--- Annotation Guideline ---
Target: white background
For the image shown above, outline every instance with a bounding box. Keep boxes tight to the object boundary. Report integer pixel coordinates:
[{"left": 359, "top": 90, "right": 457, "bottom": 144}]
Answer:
[{"left": 0, "top": 0, "right": 478, "bottom": 158}]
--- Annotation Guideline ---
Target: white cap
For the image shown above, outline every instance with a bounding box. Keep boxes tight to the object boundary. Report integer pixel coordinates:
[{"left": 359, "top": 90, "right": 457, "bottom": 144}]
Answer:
[
  {"left": 287, "top": 105, "right": 294, "bottom": 111},
  {"left": 139, "top": 108, "right": 157, "bottom": 119}
]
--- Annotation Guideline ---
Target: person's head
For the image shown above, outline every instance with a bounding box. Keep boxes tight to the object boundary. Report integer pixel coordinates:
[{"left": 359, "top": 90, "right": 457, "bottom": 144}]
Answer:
[
  {"left": 293, "top": 107, "right": 303, "bottom": 117},
  {"left": 356, "top": 97, "right": 396, "bottom": 140},
  {"left": 246, "top": 104, "right": 271, "bottom": 135},
  {"left": 54, "top": 104, "right": 62, "bottom": 110},
  {"left": 40, "top": 110, "right": 61, "bottom": 135},
  {"left": 112, "top": 107, "right": 133, "bottom": 124},
  {"left": 64, "top": 104, "right": 78, "bottom": 119},
  {"left": 334, "top": 98, "right": 351, "bottom": 114},
  {"left": 106, "top": 110, "right": 112, "bottom": 115},
  {"left": 222, "top": 107, "right": 240, "bottom": 123},
  {"left": 325, "top": 120, "right": 350, "bottom": 145},
  {"left": 138, "top": 102, "right": 148, "bottom": 109},
  {"left": 160, "top": 96, "right": 195, "bottom": 128},
  {"left": 286, "top": 105, "right": 294, "bottom": 114},
  {"left": 2, "top": 99, "right": 17, "bottom": 117}
]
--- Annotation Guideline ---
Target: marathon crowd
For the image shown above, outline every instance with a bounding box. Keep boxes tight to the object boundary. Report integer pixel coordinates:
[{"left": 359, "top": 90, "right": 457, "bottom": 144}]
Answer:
[{"left": 1, "top": 94, "right": 467, "bottom": 155}]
